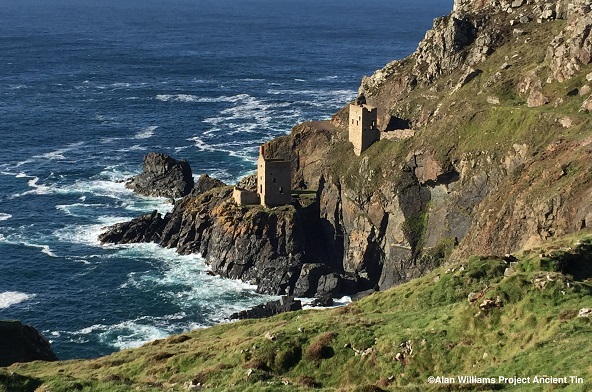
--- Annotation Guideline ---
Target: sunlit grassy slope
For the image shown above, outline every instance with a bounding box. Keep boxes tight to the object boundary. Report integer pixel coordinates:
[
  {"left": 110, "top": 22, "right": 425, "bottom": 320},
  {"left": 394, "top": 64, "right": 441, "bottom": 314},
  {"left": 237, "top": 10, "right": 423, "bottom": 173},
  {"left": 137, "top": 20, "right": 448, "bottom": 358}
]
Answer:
[{"left": 3, "top": 231, "right": 591, "bottom": 392}]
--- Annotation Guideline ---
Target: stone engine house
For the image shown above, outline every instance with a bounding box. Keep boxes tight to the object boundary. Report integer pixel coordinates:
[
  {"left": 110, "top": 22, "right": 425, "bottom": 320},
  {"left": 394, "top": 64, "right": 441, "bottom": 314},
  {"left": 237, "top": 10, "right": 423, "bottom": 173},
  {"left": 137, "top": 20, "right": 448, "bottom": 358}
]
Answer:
[
  {"left": 257, "top": 145, "right": 291, "bottom": 207},
  {"left": 349, "top": 102, "right": 379, "bottom": 156}
]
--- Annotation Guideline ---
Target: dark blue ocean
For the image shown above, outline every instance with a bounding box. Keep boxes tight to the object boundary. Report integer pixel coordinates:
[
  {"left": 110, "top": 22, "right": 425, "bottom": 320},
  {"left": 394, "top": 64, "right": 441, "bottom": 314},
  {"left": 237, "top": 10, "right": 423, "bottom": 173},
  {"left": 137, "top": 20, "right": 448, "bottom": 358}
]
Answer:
[{"left": 0, "top": 0, "right": 452, "bottom": 359}]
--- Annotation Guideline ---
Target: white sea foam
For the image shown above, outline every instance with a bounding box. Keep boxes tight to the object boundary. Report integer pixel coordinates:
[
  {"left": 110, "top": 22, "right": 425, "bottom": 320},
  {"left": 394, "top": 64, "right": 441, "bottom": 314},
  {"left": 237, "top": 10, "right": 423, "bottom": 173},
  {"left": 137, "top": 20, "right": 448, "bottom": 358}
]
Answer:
[
  {"left": 301, "top": 296, "right": 352, "bottom": 310},
  {"left": 173, "top": 145, "right": 190, "bottom": 153},
  {"left": 11, "top": 176, "right": 131, "bottom": 201},
  {"left": 188, "top": 135, "right": 260, "bottom": 164},
  {"left": 0, "top": 213, "right": 12, "bottom": 221},
  {"left": 55, "top": 216, "right": 131, "bottom": 247},
  {"left": 32, "top": 142, "right": 86, "bottom": 162},
  {"left": 14, "top": 159, "right": 34, "bottom": 168},
  {"left": 135, "top": 125, "right": 158, "bottom": 139},
  {"left": 75, "top": 314, "right": 204, "bottom": 350},
  {"left": 159, "top": 93, "right": 255, "bottom": 104},
  {"left": 9, "top": 177, "right": 52, "bottom": 199},
  {"left": 8, "top": 84, "right": 28, "bottom": 90},
  {"left": 55, "top": 203, "right": 104, "bottom": 217},
  {"left": 0, "top": 291, "right": 36, "bottom": 309},
  {"left": 40, "top": 245, "right": 57, "bottom": 257},
  {"left": 119, "top": 244, "right": 273, "bottom": 320},
  {"left": 38, "top": 150, "right": 67, "bottom": 160},
  {"left": 155, "top": 94, "right": 199, "bottom": 103},
  {"left": 99, "top": 137, "right": 124, "bottom": 144},
  {"left": 317, "top": 75, "right": 338, "bottom": 81},
  {"left": 116, "top": 144, "right": 147, "bottom": 152}
]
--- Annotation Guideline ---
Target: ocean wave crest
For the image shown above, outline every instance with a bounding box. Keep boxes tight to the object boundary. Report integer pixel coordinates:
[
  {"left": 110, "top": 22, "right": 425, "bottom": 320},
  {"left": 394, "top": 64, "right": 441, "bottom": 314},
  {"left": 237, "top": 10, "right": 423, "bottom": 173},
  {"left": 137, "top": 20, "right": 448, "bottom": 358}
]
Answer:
[
  {"left": 134, "top": 126, "right": 158, "bottom": 139},
  {"left": 155, "top": 94, "right": 199, "bottom": 103},
  {"left": 0, "top": 291, "right": 36, "bottom": 309}
]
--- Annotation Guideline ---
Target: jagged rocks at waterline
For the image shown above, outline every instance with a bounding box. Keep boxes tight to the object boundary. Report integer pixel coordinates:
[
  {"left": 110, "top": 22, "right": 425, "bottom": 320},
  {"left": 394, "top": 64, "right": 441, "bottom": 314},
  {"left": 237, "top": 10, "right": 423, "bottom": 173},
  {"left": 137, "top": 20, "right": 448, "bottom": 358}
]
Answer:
[
  {"left": 98, "top": 210, "right": 165, "bottom": 244},
  {"left": 101, "top": 186, "right": 310, "bottom": 295},
  {"left": 0, "top": 321, "right": 57, "bottom": 366},
  {"left": 229, "top": 296, "right": 302, "bottom": 320},
  {"left": 125, "top": 152, "right": 194, "bottom": 199}
]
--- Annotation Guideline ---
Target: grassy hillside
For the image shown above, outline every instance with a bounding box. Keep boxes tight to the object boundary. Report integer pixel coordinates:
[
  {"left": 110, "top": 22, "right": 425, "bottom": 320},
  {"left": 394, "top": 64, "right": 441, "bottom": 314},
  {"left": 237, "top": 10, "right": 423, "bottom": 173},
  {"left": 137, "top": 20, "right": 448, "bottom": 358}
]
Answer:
[
  {"left": 4, "top": 231, "right": 591, "bottom": 392},
  {"left": 4, "top": 5, "right": 592, "bottom": 392}
]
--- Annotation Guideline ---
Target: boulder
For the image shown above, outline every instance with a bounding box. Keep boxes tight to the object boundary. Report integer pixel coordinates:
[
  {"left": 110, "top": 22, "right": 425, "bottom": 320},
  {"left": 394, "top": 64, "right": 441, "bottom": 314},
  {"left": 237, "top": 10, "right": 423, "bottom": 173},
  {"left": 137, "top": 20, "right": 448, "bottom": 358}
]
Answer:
[
  {"left": 310, "top": 294, "right": 334, "bottom": 307},
  {"left": 351, "top": 288, "right": 377, "bottom": 301},
  {"left": 229, "top": 296, "right": 302, "bottom": 320},
  {"left": 125, "top": 153, "right": 194, "bottom": 199},
  {"left": 527, "top": 88, "right": 550, "bottom": 107},
  {"left": 467, "top": 292, "right": 482, "bottom": 303},
  {"left": 0, "top": 321, "right": 57, "bottom": 366},
  {"left": 316, "top": 273, "right": 342, "bottom": 297},
  {"left": 293, "top": 264, "right": 327, "bottom": 297},
  {"left": 479, "top": 296, "right": 503, "bottom": 310}
]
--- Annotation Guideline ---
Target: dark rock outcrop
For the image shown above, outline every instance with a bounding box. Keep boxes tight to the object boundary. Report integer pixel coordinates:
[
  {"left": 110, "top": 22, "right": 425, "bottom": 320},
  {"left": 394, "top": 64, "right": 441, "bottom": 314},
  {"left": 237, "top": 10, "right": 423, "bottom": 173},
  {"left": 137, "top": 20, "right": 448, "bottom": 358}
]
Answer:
[
  {"left": 193, "top": 174, "right": 226, "bottom": 195},
  {"left": 102, "top": 186, "right": 310, "bottom": 295},
  {"left": 125, "top": 153, "right": 194, "bottom": 199},
  {"left": 310, "top": 294, "right": 334, "bottom": 307},
  {"left": 99, "top": 210, "right": 165, "bottom": 244},
  {"left": 229, "top": 296, "right": 301, "bottom": 320},
  {"left": 0, "top": 321, "right": 57, "bottom": 366}
]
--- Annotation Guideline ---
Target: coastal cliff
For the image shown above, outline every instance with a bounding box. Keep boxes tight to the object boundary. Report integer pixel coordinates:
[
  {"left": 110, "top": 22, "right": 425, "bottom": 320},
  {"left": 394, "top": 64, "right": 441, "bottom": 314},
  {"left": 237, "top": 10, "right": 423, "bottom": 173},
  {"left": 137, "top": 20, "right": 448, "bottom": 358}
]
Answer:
[
  {"left": 5, "top": 0, "right": 592, "bottom": 390},
  {"left": 101, "top": 0, "right": 592, "bottom": 298}
]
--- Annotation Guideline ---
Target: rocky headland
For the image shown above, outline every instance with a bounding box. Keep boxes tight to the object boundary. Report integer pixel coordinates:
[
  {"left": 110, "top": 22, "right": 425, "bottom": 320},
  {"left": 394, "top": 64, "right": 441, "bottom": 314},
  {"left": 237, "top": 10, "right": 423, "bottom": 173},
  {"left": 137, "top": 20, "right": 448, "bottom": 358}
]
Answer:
[
  {"left": 5, "top": 0, "right": 592, "bottom": 390},
  {"left": 101, "top": 0, "right": 592, "bottom": 302}
]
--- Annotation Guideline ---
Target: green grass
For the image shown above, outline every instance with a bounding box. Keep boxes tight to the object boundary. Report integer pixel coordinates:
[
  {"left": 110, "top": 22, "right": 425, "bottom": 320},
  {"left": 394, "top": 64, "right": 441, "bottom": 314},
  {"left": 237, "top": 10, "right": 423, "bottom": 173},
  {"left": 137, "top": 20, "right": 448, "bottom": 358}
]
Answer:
[
  {"left": 5, "top": 15, "right": 592, "bottom": 392},
  {"left": 4, "top": 232, "right": 592, "bottom": 391}
]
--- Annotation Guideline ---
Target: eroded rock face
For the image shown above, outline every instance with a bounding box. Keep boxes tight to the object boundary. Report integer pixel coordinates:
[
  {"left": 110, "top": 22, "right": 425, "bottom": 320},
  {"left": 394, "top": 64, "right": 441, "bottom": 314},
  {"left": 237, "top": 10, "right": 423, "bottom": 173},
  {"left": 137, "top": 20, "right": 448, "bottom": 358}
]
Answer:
[
  {"left": 101, "top": 186, "right": 342, "bottom": 296},
  {"left": 99, "top": 210, "right": 165, "bottom": 244},
  {"left": 125, "top": 153, "right": 194, "bottom": 199},
  {"left": 545, "top": 2, "right": 592, "bottom": 82},
  {"left": 193, "top": 174, "right": 226, "bottom": 195},
  {"left": 0, "top": 321, "right": 57, "bottom": 366}
]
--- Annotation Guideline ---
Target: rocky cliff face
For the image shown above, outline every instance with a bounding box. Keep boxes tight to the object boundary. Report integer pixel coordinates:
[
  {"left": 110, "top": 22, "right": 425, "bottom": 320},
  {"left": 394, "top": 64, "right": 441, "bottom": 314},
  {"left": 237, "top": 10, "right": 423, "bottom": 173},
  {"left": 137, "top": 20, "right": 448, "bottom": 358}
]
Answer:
[
  {"left": 101, "top": 0, "right": 592, "bottom": 297},
  {"left": 276, "top": 0, "right": 592, "bottom": 290},
  {"left": 0, "top": 321, "right": 57, "bottom": 366},
  {"left": 101, "top": 185, "right": 348, "bottom": 296}
]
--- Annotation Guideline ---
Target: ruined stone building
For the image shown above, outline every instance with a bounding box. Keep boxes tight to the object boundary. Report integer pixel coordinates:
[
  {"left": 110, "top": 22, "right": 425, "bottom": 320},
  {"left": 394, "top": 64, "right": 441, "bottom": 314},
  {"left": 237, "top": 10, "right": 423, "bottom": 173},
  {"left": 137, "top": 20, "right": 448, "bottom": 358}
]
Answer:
[
  {"left": 257, "top": 145, "right": 291, "bottom": 207},
  {"left": 349, "top": 100, "right": 379, "bottom": 156},
  {"left": 233, "top": 145, "right": 291, "bottom": 207}
]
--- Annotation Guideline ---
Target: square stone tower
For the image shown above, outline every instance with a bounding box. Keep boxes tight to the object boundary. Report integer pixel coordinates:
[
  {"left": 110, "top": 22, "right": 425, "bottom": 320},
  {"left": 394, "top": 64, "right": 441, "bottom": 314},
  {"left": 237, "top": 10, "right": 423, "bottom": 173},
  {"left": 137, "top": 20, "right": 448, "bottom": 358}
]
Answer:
[
  {"left": 257, "top": 145, "right": 291, "bottom": 207},
  {"left": 349, "top": 103, "right": 379, "bottom": 156}
]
